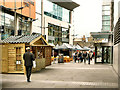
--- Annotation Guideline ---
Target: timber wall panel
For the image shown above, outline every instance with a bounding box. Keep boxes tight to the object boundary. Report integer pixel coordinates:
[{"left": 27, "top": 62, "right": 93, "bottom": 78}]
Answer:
[
  {"left": 45, "top": 47, "right": 52, "bottom": 66},
  {"left": 8, "top": 44, "right": 25, "bottom": 73},
  {"left": 2, "top": 44, "right": 8, "bottom": 73}
]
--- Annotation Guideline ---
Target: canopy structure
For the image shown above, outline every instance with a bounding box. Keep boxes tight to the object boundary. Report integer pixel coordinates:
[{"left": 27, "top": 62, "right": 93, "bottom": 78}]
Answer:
[
  {"left": 48, "top": 0, "right": 80, "bottom": 11},
  {"left": 75, "top": 44, "right": 83, "bottom": 50},
  {"left": 54, "top": 43, "right": 83, "bottom": 50},
  {"left": 58, "top": 43, "right": 73, "bottom": 49},
  {"left": 53, "top": 44, "right": 59, "bottom": 49},
  {"left": 83, "top": 46, "right": 91, "bottom": 51}
]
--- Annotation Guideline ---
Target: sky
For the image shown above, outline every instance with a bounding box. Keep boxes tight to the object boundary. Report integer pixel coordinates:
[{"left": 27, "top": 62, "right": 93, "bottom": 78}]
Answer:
[{"left": 73, "top": 0, "right": 102, "bottom": 38}]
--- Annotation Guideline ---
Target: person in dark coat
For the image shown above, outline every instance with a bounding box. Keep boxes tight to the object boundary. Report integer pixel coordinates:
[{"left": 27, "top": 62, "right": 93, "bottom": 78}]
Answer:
[
  {"left": 23, "top": 47, "right": 35, "bottom": 82},
  {"left": 74, "top": 51, "right": 78, "bottom": 63},
  {"left": 78, "top": 51, "right": 83, "bottom": 63},
  {"left": 83, "top": 51, "right": 88, "bottom": 64}
]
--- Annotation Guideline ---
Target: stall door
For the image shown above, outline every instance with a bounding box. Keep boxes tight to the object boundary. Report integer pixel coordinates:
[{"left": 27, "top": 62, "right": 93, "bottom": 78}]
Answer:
[{"left": 45, "top": 47, "right": 52, "bottom": 66}]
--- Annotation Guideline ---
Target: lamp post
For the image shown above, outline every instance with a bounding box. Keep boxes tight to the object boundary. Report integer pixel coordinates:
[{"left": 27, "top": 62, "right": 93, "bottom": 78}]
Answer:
[
  {"left": 3, "top": 0, "right": 5, "bottom": 40},
  {"left": 14, "top": 0, "right": 17, "bottom": 35}
]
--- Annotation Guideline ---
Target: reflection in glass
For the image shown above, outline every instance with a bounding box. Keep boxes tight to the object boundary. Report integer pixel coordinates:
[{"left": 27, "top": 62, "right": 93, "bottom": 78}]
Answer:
[
  {"left": 44, "top": 0, "right": 70, "bottom": 23},
  {"left": 1, "top": 12, "right": 14, "bottom": 40}
]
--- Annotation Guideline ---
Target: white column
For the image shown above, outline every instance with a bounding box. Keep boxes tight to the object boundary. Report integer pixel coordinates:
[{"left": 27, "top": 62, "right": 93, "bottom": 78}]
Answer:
[
  {"left": 16, "top": 15, "right": 19, "bottom": 35},
  {"left": 41, "top": 0, "right": 44, "bottom": 35}
]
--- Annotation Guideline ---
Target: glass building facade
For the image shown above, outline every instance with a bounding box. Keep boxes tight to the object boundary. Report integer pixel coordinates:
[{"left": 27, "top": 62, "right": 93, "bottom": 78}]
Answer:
[
  {"left": 18, "top": 17, "right": 31, "bottom": 35},
  {"left": 48, "top": 23, "right": 69, "bottom": 45},
  {"left": 1, "top": 12, "right": 14, "bottom": 40},
  {"left": 44, "top": 0, "right": 70, "bottom": 23},
  {"left": 0, "top": 10, "right": 31, "bottom": 40},
  {"left": 102, "top": 5, "right": 111, "bottom": 32}
]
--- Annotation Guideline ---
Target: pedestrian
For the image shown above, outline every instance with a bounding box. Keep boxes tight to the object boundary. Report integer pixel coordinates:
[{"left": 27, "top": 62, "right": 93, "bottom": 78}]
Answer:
[
  {"left": 54, "top": 51, "right": 57, "bottom": 64},
  {"left": 78, "top": 51, "right": 83, "bottom": 63},
  {"left": 23, "top": 47, "right": 35, "bottom": 82},
  {"left": 89, "top": 50, "right": 93, "bottom": 61},
  {"left": 83, "top": 51, "right": 87, "bottom": 64},
  {"left": 88, "top": 51, "right": 91, "bottom": 65},
  {"left": 74, "top": 51, "right": 78, "bottom": 63},
  {"left": 72, "top": 51, "right": 75, "bottom": 61}
]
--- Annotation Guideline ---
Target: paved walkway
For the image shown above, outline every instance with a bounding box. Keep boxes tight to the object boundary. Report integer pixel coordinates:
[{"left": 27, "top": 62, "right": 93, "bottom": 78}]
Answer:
[{"left": 2, "top": 61, "right": 118, "bottom": 88}]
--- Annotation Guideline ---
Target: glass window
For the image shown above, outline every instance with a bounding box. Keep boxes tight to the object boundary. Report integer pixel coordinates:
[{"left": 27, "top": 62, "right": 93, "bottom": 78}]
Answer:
[
  {"left": 102, "top": 15, "right": 110, "bottom": 20},
  {"left": 62, "top": 28, "right": 69, "bottom": 38},
  {"left": 102, "top": 5, "right": 110, "bottom": 10},
  {"left": 102, "top": 26, "right": 110, "bottom": 31},
  {"left": 48, "top": 23, "right": 63, "bottom": 45},
  {"left": 18, "top": 17, "right": 30, "bottom": 35},
  {"left": 44, "top": 0, "right": 70, "bottom": 23},
  {"left": 102, "top": 21, "right": 110, "bottom": 25},
  {"left": 1, "top": 12, "right": 14, "bottom": 40},
  {"left": 102, "top": 11, "right": 110, "bottom": 15}
]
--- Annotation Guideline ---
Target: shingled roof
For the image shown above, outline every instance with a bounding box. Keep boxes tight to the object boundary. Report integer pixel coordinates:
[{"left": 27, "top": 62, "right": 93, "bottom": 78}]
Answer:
[{"left": 1, "top": 34, "right": 41, "bottom": 43}]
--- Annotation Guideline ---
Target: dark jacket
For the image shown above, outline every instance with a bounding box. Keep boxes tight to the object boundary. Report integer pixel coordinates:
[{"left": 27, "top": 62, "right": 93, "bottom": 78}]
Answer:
[
  {"left": 83, "top": 53, "right": 87, "bottom": 58},
  {"left": 23, "top": 51, "right": 35, "bottom": 66}
]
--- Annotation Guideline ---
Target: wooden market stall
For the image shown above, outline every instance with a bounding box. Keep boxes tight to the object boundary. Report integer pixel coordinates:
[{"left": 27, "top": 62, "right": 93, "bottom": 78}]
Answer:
[{"left": 0, "top": 34, "right": 52, "bottom": 74}]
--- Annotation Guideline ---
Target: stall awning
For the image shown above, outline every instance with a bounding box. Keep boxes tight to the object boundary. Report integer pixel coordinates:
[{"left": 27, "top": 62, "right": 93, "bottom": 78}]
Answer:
[{"left": 48, "top": 0, "right": 80, "bottom": 11}]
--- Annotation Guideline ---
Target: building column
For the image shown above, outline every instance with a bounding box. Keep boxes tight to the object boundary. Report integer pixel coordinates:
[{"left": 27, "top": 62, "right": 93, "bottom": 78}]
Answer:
[
  {"left": 41, "top": 0, "right": 44, "bottom": 35},
  {"left": 102, "top": 47, "right": 104, "bottom": 64},
  {"left": 16, "top": 15, "right": 19, "bottom": 35},
  {"left": 110, "top": 46, "right": 113, "bottom": 65},
  {"left": 0, "top": 10, "right": 2, "bottom": 40},
  {"left": 14, "top": 0, "right": 17, "bottom": 35},
  {"left": 30, "top": 21, "right": 32, "bottom": 35},
  {"left": 70, "top": 11, "right": 73, "bottom": 24},
  {"left": 95, "top": 46, "right": 97, "bottom": 63}
]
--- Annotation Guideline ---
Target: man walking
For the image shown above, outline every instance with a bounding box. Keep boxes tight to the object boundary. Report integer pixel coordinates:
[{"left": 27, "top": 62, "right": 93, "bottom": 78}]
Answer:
[
  {"left": 83, "top": 51, "right": 87, "bottom": 64},
  {"left": 23, "top": 47, "right": 35, "bottom": 82}
]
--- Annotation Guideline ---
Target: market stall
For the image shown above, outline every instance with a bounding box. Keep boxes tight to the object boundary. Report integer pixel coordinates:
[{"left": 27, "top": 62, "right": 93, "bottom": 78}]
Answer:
[
  {"left": 53, "top": 43, "right": 74, "bottom": 62},
  {"left": 0, "top": 34, "right": 52, "bottom": 74}
]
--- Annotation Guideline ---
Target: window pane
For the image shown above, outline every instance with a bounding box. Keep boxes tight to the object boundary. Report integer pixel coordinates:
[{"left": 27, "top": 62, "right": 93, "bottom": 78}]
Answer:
[
  {"left": 102, "top": 21, "right": 110, "bottom": 25},
  {"left": 44, "top": 0, "right": 70, "bottom": 23},
  {"left": 102, "top": 15, "right": 110, "bottom": 20},
  {"left": 102, "top": 11, "right": 110, "bottom": 15},
  {"left": 102, "top": 26, "right": 110, "bottom": 31},
  {"left": 102, "top": 5, "right": 110, "bottom": 10}
]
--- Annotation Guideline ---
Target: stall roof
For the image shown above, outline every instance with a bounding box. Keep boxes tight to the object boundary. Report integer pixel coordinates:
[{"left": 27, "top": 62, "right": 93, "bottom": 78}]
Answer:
[
  {"left": 54, "top": 43, "right": 73, "bottom": 50},
  {"left": 1, "top": 34, "right": 51, "bottom": 46},
  {"left": 48, "top": 0, "right": 80, "bottom": 11}
]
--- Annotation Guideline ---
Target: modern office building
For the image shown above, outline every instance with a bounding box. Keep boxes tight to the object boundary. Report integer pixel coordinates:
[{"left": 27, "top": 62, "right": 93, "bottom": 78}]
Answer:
[
  {"left": 40, "top": 0, "right": 80, "bottom": 45},
  {"left": 91, "top": 0, "right": 114, "bottom": 64},
  {"left": 113, "top": 0, "right": 120, "bottom": 77},
  {"left": 0, "top": 0, "right": 36, "bottom": 40},
  {"left": 102, "top": 1, "right": 114, "bottom": 32}
]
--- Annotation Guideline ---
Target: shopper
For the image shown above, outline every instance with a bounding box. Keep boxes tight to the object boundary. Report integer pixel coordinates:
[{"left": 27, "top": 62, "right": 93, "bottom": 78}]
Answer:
[
  {"left": 74, "top": 51, "right": 78, "bottom": 63},
  {"left": 83, "top": 51, "right": 88, "bottom": 64},
  {"left": 78, "top": 51, "right": 83, "bottom": 63},
  {"left": 23, "top": 47, "right": 35, "bottom": 82}
]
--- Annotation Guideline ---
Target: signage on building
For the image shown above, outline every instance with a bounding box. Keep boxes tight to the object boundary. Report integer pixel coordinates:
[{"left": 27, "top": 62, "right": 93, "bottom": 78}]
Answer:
[{"left": 24, "top": 0, "right": 34, "bottom": 6}]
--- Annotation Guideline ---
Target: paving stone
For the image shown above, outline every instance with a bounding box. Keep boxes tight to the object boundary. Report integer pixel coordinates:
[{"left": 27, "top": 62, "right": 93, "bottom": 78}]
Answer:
[{"left": 1, "top": 62, "right": 118, "bottom": 88}]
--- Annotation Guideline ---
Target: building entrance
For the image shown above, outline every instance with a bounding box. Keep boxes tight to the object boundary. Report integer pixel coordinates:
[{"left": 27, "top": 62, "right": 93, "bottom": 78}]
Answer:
[{"left": 95, "top": 46, "right": 112, "bottom": 64}]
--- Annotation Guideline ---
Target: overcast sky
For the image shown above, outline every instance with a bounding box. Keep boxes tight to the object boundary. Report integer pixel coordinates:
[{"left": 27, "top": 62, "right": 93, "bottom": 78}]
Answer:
[{"left": 73, "top": 0, "right": 102, "bottom": 38}]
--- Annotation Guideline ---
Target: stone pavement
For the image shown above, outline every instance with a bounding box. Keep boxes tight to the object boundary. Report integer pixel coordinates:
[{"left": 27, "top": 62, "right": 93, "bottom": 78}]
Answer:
[{"left": 2, "top": 61, "right": 118, "bottom": 88}]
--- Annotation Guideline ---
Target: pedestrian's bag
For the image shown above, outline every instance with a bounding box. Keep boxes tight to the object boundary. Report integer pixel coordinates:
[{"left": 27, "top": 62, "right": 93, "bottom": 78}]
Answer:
[{"left": 33, "top": 61, "right": 36, "bottom": 68}]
